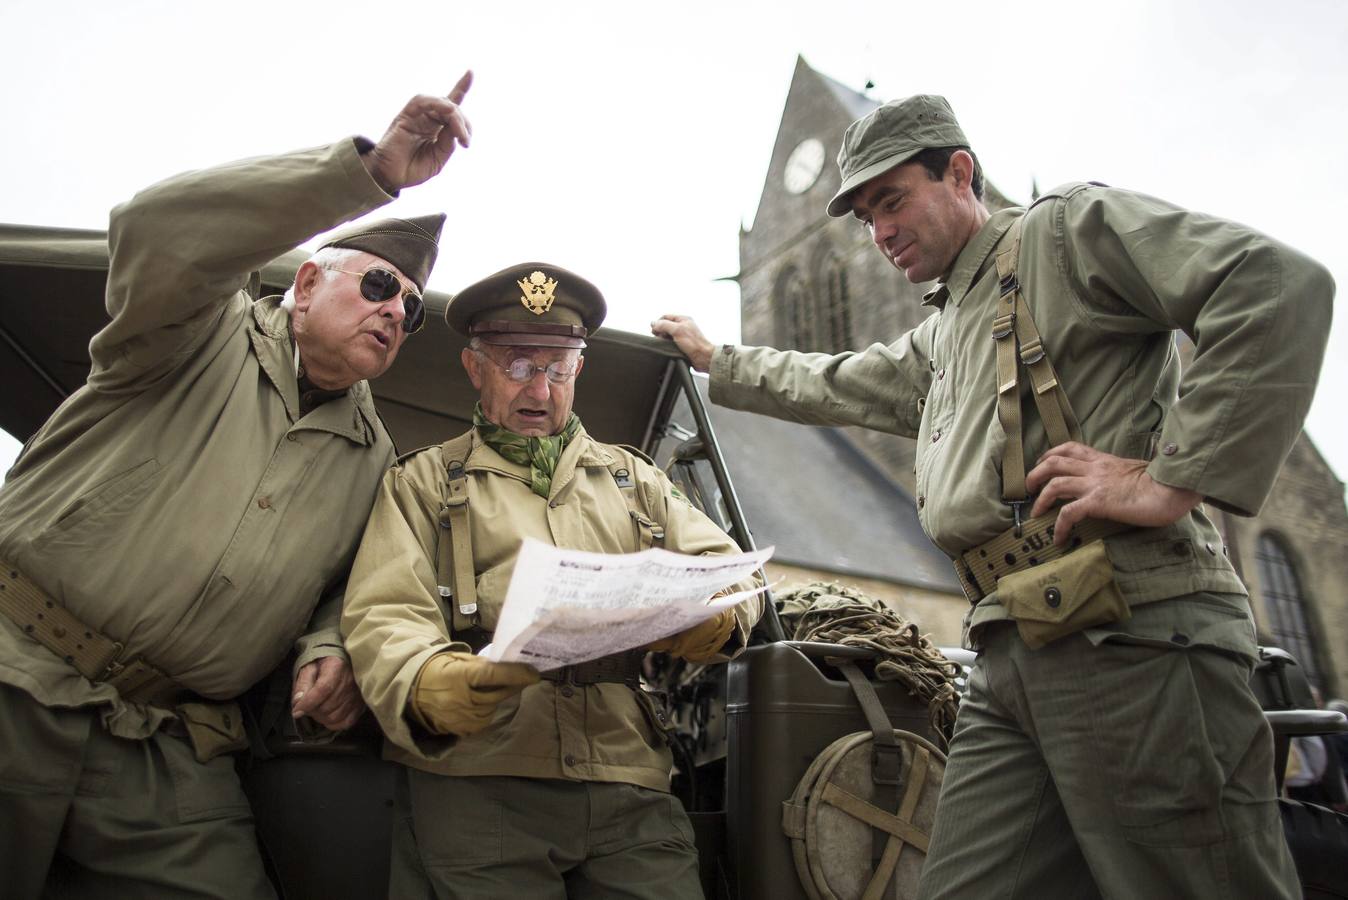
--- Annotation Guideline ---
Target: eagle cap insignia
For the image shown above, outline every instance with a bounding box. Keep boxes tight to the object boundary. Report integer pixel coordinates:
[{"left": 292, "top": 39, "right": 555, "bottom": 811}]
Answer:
[{"left": 518, "top": 270, "right": 559, "bottom": 316}]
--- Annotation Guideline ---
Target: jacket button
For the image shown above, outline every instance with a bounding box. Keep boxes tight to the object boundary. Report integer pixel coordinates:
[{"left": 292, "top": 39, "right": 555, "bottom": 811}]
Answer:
[
  {"left": 548, "top": 500, "right": 559, "bottom": 509},
  {"left": 1161, "top": 442, "right": 1178, "bottom": 456},
  {"left": 286, "top": 433, "right": 298, "bottom": 442},
  {"left": 1205, "top": 542, "right": 1216, "bottom": 555},
  {"left": 564, "top": 754, "right": 577, "bottom": 767},
  {"left": 931, "top": 429, "right": 941, "bottom": 443},
  {"left": 257, "top": 497, "right": 271, "bottom": 509},
  {"left": 1044, "top": 587, "right": 1062, "bottom": 608},
  {"left": 1170, "top": 633, "right": 1190, "bottom": 646},
  {"left": 917, "top": 495, "right": 925, "bottom": 509},
  {"left": 938, "top": 368, "right": 946, "bottom": 380},
  {"left": 560, "top": 685, "right": 574, "bottom": 698}
]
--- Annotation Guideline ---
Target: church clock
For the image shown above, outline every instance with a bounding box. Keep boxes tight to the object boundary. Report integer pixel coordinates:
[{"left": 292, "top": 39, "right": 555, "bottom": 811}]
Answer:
[{"left": 783, "top": 138, "right": 825, "bottom": 194}]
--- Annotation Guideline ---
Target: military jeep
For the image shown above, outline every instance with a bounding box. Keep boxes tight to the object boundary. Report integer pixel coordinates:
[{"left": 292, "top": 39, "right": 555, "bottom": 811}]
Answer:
[{"left": 1, "top": 223, "right": 1345, "bottom": 899}]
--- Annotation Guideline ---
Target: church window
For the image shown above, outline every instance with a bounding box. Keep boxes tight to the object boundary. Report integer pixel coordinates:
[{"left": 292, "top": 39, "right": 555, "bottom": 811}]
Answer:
[
  {"left": 775, "top": 266, "right": 814, "bottom": 351},
  {"left": 1255, "top": 532, "right": 1325, "bottom": 691},
  {"left": 822, "top": 257, "right": 853, "bottom": 353}
]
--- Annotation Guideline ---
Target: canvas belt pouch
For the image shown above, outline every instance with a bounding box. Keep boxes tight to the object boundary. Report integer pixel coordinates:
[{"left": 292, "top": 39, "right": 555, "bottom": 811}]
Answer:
[
  {"left": 174, "top": 699, "right": 249, "bottom": 762},
  {"left": 997, "top": 540, "right": 1130, "bottom": 649}
]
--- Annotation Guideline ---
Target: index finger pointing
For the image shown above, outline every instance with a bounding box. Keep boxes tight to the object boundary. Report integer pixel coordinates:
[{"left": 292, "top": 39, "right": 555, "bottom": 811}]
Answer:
[{"left": 448, "top": 70, "right": 473, "bottom": 106}]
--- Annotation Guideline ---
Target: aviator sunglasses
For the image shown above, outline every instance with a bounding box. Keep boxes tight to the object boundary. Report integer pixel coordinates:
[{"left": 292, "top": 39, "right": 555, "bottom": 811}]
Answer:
[{"left": 325, "top": 266, "right": 427, "bottom": 334}]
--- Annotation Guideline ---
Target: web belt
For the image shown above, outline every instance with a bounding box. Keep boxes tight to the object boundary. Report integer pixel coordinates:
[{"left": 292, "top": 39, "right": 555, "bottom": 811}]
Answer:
[
  {"left": 954, "top": 515, "right": 1131, "bottom": 604},
  {"left": 0, "top": 560, "right": 189, "bottom": 706},
  {"left": 541, "top": 650, "right": 644, "bottom": 687}
]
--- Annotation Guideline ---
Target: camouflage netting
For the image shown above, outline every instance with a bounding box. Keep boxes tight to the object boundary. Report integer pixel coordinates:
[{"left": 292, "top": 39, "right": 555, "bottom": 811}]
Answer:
[{"left": 777, "top": 582, "right": 961, "bottom": 744}]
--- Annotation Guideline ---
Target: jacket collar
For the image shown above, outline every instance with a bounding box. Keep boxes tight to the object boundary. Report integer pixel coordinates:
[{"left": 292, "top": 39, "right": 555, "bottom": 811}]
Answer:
[
  {"left": 464, "top": 421, "right": 613, "bottom": 487},
  {"left": 248, "top": 296, "right": 379, "bottom": 445},
  {"left": 922, "top": 207, "right": 1022, "bottom": 310}
]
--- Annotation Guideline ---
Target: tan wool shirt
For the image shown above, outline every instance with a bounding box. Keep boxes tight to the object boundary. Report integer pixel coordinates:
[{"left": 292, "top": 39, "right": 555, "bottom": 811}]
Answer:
[{"left": 342, "top": 426, "right": 762, "bottom": 792}]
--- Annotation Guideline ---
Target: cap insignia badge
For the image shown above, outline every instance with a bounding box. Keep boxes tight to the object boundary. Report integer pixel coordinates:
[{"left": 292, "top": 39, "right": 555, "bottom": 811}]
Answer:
[{"left": 518, "top": 271, "right": 558, "bottom": 316}]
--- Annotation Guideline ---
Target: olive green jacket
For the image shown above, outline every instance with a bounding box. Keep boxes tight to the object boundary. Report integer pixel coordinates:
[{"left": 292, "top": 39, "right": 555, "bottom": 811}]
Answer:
[
  {"left": 0, "top": 139, "right": 397, "bottom": 738},
  {"left": 710, "top": 183, "right": 1334, "bottom": 640},
  {"left": 342, "top": 426, "right": 762, "bottom": 792}
]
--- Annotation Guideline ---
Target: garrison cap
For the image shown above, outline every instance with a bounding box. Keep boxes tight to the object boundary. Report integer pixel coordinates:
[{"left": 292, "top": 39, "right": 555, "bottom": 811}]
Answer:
[
  {"left": 446, "top": 262, "right": 606, "bottom": 349},
  {"left": 826, "top": 94, "right": 969, "bottom": 217},
  {"left": 318, "top": 213, "right": 446, "bottom": 292}
]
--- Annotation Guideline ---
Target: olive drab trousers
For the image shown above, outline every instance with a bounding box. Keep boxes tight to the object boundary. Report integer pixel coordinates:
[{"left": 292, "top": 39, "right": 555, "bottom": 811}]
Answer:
[
  {"left": 916, "top": 595, "right": 1300, "bottom": 900},
  {"left": 390, "top": 772, "right": 704, "bottom": 900},
  {"left": 0, "top": 684, "right": 274, "bottom": 900}
]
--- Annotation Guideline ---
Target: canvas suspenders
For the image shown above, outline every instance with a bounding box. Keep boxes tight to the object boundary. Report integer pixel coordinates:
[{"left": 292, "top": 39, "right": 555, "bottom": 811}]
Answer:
[
  {"left": 432, "top": 435, "right": 664, "bottom": 641},
  {"left": 991, "top": 213, "right": 1082, "bottom": 532},
  {"left": 953, "top": 207, "right": 1129, "bottom": 602}
]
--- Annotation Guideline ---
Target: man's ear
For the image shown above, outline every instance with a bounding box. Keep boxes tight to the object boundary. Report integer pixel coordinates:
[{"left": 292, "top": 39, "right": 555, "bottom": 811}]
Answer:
[
  {"left": 462, "top": 347, "right": 484, "bottom": 390},
  {"left": 948, "top": 150, "right": 975, "bottom": 192},
  {"left": 293, "top": 261, "right": 323, "bottom": 312},
  {"left": 573, "top": 354, "right": 586, "bottom": 379}
]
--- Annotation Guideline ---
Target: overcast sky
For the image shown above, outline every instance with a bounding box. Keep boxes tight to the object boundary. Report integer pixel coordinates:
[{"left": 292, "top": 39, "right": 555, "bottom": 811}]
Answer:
[{"left": 2, "top": 0, "right": 1345, "bottom": 487}]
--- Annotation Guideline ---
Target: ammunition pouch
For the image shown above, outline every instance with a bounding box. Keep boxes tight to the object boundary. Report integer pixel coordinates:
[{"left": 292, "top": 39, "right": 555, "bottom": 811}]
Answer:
[{"left": 998, "top": 540, "right": 1130, "bottom": 649}]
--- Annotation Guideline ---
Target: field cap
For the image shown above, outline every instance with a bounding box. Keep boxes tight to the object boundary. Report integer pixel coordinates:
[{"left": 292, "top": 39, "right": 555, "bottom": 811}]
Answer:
[
  {"left": 446, "top": 262, "right": 606, "bottom": 349},
  {"left": 826, "top": 94, "right": 969, "bottom": 217},
  {"left": 318, "top": 214, "right": 447, "bottom": 291}
]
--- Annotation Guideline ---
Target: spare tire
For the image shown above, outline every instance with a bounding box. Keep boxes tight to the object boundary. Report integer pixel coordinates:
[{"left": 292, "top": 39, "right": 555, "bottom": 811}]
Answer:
[{"left": 783, "top": 728, "right": 946, "bottom": 900}]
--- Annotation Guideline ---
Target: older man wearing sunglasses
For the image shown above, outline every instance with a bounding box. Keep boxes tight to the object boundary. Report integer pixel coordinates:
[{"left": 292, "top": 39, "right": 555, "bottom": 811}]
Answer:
[
  {"left": 0, "top": 77, "right": 471, "bottom": 898},
  {"left": 340, "top": 263, "right": 763, "bottom": 899}
]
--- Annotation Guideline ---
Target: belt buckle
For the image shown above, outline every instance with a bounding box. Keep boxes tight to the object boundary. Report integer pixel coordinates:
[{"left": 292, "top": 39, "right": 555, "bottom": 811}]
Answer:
[
  {"left": 97, "top": 642, "right": 129, "bottom": 683},
  {"left": 1004, "top": 499, "right": 1026, "bottom": 538}
]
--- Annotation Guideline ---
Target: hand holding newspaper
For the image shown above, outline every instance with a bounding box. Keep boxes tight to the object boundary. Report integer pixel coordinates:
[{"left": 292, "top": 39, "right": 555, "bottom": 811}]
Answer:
[{"left": 480, "top": 538, "right": 773, "bottom": 672}]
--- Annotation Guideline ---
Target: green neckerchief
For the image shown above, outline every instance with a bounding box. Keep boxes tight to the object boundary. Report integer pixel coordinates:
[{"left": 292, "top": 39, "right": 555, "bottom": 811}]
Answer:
[{"left": 474, "top": 404, "right": 583, "bottom": 498}]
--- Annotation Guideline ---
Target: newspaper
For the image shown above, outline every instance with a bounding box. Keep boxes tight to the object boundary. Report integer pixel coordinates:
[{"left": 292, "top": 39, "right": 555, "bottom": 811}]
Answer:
[{"left": 479, "top": 538, "right": 773, "bottom": 671}]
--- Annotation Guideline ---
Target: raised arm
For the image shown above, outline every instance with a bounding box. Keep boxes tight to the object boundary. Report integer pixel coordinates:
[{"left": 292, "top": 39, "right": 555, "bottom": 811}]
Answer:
[{"left": 93, "top": 77, "right": 476, "bottom": 391}]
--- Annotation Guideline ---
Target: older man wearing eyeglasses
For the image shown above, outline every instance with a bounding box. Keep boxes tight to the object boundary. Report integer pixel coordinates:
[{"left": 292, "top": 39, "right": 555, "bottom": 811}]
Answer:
[
  {"left": 341, "top": 263, "right": 762, "bottom": 899},
  {"left": 0, "top": 78, "right": 473, "bottom": 898}
]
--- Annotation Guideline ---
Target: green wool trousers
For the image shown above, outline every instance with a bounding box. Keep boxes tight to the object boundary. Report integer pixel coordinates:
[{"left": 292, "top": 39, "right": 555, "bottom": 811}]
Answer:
[
  {"left": 0, "top": 683, "right": 274, "bottom": 900},
  {"left": 916, "top": 597, "right": 1299, "bottom": 899},
  {"left": 391, "top": 771, "right": 704, "bottom": 899}
]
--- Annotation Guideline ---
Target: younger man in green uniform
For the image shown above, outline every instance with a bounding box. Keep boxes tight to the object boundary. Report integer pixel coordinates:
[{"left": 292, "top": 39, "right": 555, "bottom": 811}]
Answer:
[
  {"left": 0, "top": 79, "right": 473, "bottom": 897},
  {"left": 653, "top": 95, "right": 1334, "bottom": 898},
  {"left": 342, "top": 263, "right": 762, "bottom": 899}
]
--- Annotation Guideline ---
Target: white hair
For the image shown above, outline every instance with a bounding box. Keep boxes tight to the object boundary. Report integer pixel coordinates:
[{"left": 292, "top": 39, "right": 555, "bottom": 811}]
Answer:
[{"left": 282, "top": 246, "right": 367, "bottom": 313}]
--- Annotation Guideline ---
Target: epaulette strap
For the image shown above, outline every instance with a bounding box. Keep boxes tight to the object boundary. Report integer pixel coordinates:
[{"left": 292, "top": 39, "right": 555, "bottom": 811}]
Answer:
[{"left": 437, "top": 432, "right": 479, "bottom": 635}]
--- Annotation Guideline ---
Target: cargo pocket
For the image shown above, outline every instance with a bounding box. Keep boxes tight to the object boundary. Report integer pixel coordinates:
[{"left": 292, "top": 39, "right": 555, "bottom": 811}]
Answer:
[
  {"left": 406, "top": 768, "right": 503, "bottom": 865},
  {"left": 1083, "top": 638, "right": 1272, "bottom": 847},
  {"left": 157, "top": 728, "right": 254, "bottom": 824},
  {"left": 998, "top": 540, "right": 1130, "bottom": 649}
]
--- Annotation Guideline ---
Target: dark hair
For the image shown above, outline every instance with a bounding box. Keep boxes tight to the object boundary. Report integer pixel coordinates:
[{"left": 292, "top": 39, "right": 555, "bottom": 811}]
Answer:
[{"left": 912, "top": 146, "right": 984, "bottom": 201}]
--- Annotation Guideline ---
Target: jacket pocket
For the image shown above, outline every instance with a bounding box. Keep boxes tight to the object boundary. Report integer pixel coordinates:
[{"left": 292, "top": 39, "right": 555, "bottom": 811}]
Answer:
[{"left": 46, "top": 458, "right": 163, "bottom": 538}]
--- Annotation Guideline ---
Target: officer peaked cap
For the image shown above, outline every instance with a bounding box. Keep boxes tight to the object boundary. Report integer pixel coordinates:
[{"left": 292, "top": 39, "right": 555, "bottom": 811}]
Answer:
[{"left": 446, "top": 262, "right": 606, "bottom": 349}]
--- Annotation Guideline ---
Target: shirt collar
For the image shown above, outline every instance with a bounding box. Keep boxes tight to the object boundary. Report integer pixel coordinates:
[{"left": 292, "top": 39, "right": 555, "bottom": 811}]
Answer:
[{"left": 922, "top": 207, "right": 1022, "bottom": 309}]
